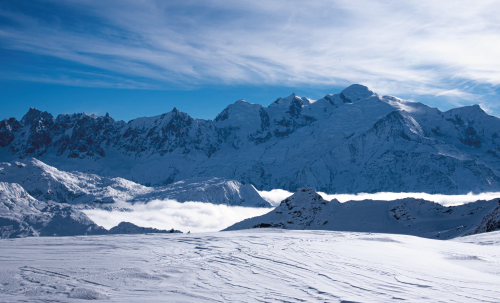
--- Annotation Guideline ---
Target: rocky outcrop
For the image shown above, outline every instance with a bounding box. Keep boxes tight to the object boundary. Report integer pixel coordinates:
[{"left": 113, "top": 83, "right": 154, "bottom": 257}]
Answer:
[
  {"left": 468, "top": 201, "right": 500, "bottom": 235},
  {"left": 108, "top": 222, "right": 182, "bottom": 234}
]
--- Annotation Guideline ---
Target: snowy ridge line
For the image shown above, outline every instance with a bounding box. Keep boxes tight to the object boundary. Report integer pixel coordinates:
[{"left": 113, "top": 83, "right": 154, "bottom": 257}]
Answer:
[
  {"left": 2, "top": 84, "right": 500, "bottom": 194},
  {"left": 0, "top": 158, "right": 271, "bottom": 208},
  {"left": 226, "top": 187, "right": 500, "bottom": 239}
]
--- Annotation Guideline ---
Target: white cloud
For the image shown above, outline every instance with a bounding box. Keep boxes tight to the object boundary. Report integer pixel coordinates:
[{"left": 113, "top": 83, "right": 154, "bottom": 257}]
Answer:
[
  {"left": 435, "top": 89, "right": 478, "bottom": 100},
  {"left": 83, "top": 199, "right": 273, "bottom": 233},
  {"left": 2, "top": 0, "right": 500, "bottom": 98}
]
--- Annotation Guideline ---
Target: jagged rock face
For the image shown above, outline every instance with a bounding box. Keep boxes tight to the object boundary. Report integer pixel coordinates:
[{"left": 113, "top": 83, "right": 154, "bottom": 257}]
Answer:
[
  {"left": 2, "top": 84, "right": 500, "bottom": 194},
  {"left": 225, "top": 187, "right": 500, "bottom": 239}
]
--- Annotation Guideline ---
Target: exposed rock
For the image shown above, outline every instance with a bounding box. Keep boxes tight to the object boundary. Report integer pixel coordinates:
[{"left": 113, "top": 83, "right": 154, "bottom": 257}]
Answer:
[{"left": 108, "top": 222, "right": 182, "bottom": 234}]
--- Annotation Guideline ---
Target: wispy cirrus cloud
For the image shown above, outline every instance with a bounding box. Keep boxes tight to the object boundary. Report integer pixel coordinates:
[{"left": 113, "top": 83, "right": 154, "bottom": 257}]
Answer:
[{"left": 1, "top": 0, "right": 500, "bottom": 107}]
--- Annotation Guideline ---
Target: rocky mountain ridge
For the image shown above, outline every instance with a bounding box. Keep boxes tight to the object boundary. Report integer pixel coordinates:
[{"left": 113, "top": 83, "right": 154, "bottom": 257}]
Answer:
[
  {"left": 225, "top": 187, "right": 500, "bottom": 239},
  {"left": 2, "top": 84, "right": 500, "bottom": 194}
]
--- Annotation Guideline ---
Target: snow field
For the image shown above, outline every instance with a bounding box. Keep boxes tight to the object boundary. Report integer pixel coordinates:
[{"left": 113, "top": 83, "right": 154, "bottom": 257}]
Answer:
[{"left": 0, "top": 230, "right": 499, "bottom": 302}]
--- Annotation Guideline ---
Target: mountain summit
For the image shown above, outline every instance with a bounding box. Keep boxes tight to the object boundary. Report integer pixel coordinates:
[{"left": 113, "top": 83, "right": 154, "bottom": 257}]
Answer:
[{"left": 2, "top": 84, "right": 500, "bottom": 194}]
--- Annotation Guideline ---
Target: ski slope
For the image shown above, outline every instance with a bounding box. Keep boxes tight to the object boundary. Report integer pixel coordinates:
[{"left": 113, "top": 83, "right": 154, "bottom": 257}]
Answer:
[{"left": 1, "top": 230, "right": 499, "bottom": 302}]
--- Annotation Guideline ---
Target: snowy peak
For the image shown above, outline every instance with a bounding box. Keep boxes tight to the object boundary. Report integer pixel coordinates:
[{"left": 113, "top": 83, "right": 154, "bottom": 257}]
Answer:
[
  {"left": 339, "top": 84, "right": 376, "bottom": 103},
  {"left": 269, "top": 93, "right": 311, "bottom": 108},
  {"left": 21, "top": 107, "right": 54, "bottom": 126},
  {"left": 446, "top": 104, "right": 486, "bottom": 116},
  {"left": 214, "top": 99, "right": 263, "bottom": 126},
  {"left": 280, "top": 187, "right": 328, "bottom": 208}
]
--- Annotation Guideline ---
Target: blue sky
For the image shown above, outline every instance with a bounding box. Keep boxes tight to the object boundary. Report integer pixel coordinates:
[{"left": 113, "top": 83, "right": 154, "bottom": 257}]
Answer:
[{"left": 1, "top": 0, "right": 500, "bottom": 121}]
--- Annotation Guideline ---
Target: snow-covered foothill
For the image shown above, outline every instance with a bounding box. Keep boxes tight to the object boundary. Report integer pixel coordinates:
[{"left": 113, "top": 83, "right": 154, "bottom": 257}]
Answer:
[
  {"left": 135, "top": 177, "right": 271, "bottom": 207},
  {"left": 0, "top": 181, "right": 184, "bottom": 238},
  {"left": 0, "top": 181, "right": 107, "bottom": 238},
  {"left": 225, "top": 187, "right": 499, "bottom": 239},
  {"left": 0, "top": 159, "right": 271, "bottom": 207},
  {"left": 0, "top": 158, "right": 151, "bottom": 204}
]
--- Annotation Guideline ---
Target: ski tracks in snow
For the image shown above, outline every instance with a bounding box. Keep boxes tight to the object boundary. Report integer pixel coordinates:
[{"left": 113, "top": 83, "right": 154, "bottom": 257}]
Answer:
[{"left": 0, "top": 230, "right": 499, "bottom": 302}]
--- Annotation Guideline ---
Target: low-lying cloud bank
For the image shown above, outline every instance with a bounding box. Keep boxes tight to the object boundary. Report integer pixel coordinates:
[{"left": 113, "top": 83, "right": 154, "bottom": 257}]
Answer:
[
  {"left": 84, "top": 191, "right": 500, "bottom": 233},
  {"left": 83, "top": 200, "right": 273, "bottom": 233},
  {"left": 258, "top": 189, "right": 500, "bottom": 207}
]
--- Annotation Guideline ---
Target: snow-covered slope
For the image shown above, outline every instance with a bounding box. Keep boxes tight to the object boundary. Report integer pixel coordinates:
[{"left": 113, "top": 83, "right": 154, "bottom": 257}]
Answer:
[
  {"left": 0, "top": 159, "right": 271, "bottom": 207},
  {"left": 0, "top": 158, "right": 151, "bottom": 204},
  {"left": 0, "top": 181, "right": 107, "bottom": 238},
  {"left": 1, "top": 230, "right": 499, "bottom": 302},
  {"left": 3, "top": 84, "right": 500, "bottom": 194},
  {"left": 225, "top": 187, "right": 499, "bottom": 239}
]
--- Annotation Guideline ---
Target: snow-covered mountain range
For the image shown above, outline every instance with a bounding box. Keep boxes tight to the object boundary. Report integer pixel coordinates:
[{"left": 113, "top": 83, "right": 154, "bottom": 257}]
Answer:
[
  {"left": 225, "top": 187, "right": 500, "bottom": 239},
  {"left": 3, "top": 84, "right": 500, "bottom": 194}
]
